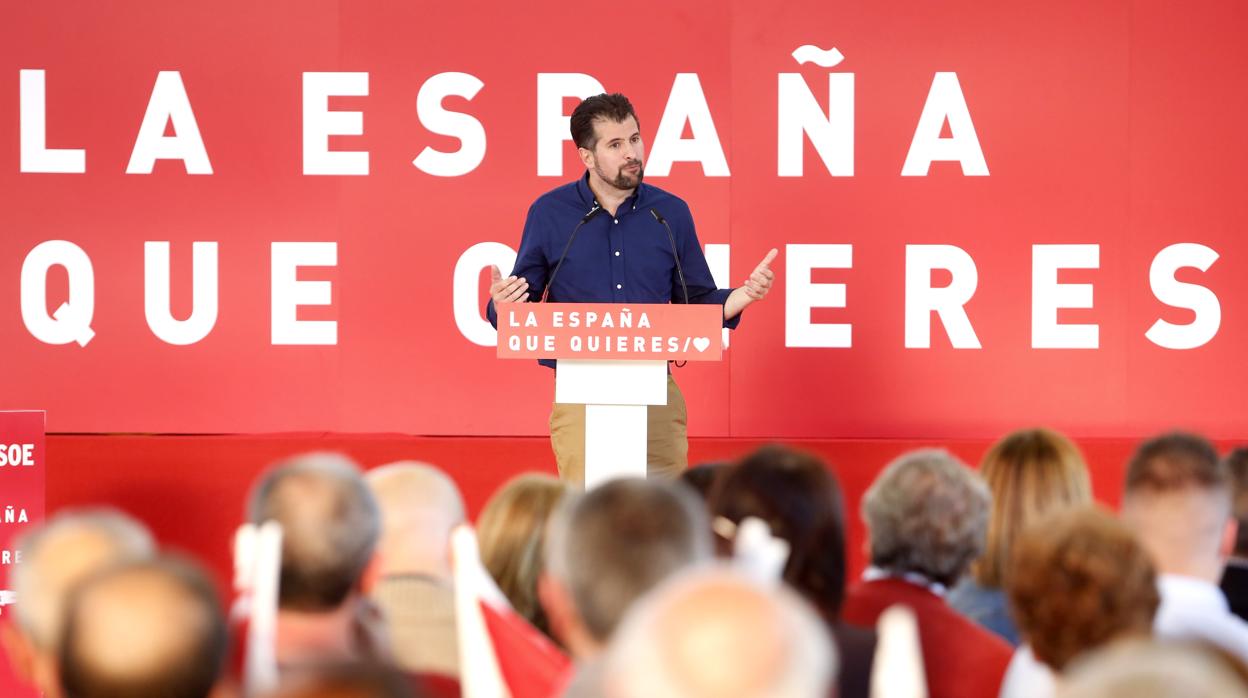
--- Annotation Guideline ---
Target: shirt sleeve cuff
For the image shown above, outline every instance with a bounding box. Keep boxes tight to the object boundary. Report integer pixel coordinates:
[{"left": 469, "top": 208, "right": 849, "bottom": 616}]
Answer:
[{"left": 710, "top": 288, "right": 742, "bottom": 329}]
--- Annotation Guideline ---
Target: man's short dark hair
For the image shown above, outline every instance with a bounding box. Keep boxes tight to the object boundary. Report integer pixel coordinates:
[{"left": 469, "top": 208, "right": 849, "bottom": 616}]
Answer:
[
  {"left": 247, "top": 452, "right": 381, "bottom": 611},
  {"left": 1124, "top": 432, "right": 1225, "bottom": 495},
  {"left": 548, "top": 478, "right": 710, "bottom": 642},
  {"left": 1224, "top": 447, "right": 1248, "bottom": 555},
  {"left": 570, "top": 93, "right": 639, "bottom": 150},
  {"left": 59, "top": 557, "right": 227, "bottom": 698}
]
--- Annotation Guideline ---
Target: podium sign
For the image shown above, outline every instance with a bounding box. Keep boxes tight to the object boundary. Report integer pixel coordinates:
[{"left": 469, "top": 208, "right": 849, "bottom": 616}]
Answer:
[
  {"left": 0, "top": 411, "right": 46, "bottom": 698},
  {"left": 495, "top": 303, "right": 723, "bottom": 362},
  {"left": 496, "top": 303, "right": 723, "bottom": 489}
]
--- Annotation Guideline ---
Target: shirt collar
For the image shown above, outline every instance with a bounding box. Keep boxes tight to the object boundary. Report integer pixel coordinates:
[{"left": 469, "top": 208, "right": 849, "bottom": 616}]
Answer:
[
  {"left": 1158, "top": 573, "right": 1229, "bottom": 612},
  {"left": 575, "top": 171, "right": 646, "bottom": 213},
  {"left": 862, "top": 565, "right": 948, "bottom": 597}
]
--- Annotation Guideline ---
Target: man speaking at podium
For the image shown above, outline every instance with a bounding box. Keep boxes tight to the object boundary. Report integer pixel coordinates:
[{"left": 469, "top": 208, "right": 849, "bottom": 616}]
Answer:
[{"left": 486, "top": 93, "right": 776, "bottom": 485}]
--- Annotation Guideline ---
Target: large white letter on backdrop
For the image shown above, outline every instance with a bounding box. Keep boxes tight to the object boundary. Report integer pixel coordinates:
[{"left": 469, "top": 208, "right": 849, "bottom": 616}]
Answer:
[
  {"left": 1032, "top": 244, "right": 1099, "bottom": 349},
  {"left": 454, "top": 242, "right": 518, "bottom": 347},
  {"left": 127, "top": 71, "right": 213, "bottom": 175},
  {"left": 905, "top": 245, "right": 981, "bottom": 349},
  {"left": 303, "top": 72, "right": 369, "bottom": 175},
  {"left": 785, "top": 244, "right": 853, "bottom": 348},
  {"left": 1146, "top": 243, "right": 1221, "bottom": 350},
  {"left": 19, "top": 70, "right": 86, "bottom": 173},
  {"left": 412, "top": 72, "right": 486, "bottom": 177},
  {"left": 647, "top": 73, "right": 729, "bottom": 177},
  {"left": 902, "top": 72, "right": 988, "bottom": 177}
]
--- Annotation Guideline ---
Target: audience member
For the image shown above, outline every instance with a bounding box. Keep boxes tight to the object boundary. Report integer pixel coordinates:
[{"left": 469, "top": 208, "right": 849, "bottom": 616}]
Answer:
[
  {"left": 477, "top": 473, "right": 569, "bottom": 638},
  {"left": 1, "top": 509, "right": 155, "bottom": 698},
  {"left": 1000, "top": 506, "right": 1159, "bottom": 698},
  {"left": 707, "top": 445, "right": 875, "bottom": 698},
  {"left": 1222, "top": 447, "right": 1248, "bottom": 621},
  {"left": 841, "top": 448, "right": 1011, "bottom": 698},
  {"left": 1059, "top": 639, "right": 1248, "bottom": 698},
  {"left": 59, "top": 557, "right": 229, "bottom": 698},
  {"left": 679, "top": 461, "right": 729, "bottom": 501},
  {"left": 602, "top": 565, "right": 835, "bottom": 698},
  {"left": 1120, "top": 432, "right": 1248, "bottom": 663},
  {"left": 539, "top": 478, "right": 711, "bottom": 695},
  {"left": 365, "top": 461, "right": 465, "bottom": 678},
  {"left": 948, "top": 428, "right": 1091, "bottom": 645},
  {"left": 263, "top": 661, "right": 421, "bottom": 698},
  {"left": 246, "top": 452, "right": 384, "bottom": 668}
]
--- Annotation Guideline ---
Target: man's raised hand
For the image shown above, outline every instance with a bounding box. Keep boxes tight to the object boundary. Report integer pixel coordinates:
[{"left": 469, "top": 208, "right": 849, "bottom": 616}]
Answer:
[
  {"left": 489, "top": 265, "right": 530, "bottom": 304},
  {"left": 742, "top": 248, "right": 778, "bottom": 301}
]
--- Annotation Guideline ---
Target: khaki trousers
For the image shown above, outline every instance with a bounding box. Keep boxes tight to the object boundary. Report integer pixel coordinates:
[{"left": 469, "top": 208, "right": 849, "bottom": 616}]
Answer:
[{"left": 549, "top": 375, "right": 688, "bottom": 487}]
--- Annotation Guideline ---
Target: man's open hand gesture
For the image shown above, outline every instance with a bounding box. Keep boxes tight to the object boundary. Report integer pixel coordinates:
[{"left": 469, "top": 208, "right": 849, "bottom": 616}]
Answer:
[{"left": 489, "top": 265, "right": 530, "bottom": 304}]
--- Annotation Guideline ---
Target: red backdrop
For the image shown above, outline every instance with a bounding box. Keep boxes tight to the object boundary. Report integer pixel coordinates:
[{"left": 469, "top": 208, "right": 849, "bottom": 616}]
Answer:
[{"left": 4, "top": 1, "right": 1248, "bottom": 440}]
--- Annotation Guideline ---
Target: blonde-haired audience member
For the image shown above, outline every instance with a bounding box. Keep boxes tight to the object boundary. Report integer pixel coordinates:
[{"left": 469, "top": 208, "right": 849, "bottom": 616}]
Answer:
[
  {"left": 477, "top": 473, "right": 569, "bottom": 638},
  {"left": 999, "top": 506, "right": 1160, "bottom": 698},
  {"left": 1120, "top": 432, "right": 1248, "bottom": 663},
  {"left": 0, "top": 508, "right": 155, "bottom": 698},
  {"left": 948, "top": 428, "right": 1091, "bottom": 645},
  {"left": 602, "top": 565, "right": 835, "bottom": 698}
]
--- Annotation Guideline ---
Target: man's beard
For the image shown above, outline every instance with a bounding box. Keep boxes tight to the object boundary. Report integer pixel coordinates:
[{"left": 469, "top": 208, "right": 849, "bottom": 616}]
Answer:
[{"left": 603, "top": 162, "right": 644, "bottom": 190}]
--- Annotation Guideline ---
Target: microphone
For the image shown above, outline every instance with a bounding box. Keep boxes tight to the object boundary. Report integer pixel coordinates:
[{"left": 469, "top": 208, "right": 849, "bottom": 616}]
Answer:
[
  {"left": 650, "top": 208, "right": 689, "bottom": 305},
  {"left": 542, "top": 206, "right": 602, "bottom": 303}
]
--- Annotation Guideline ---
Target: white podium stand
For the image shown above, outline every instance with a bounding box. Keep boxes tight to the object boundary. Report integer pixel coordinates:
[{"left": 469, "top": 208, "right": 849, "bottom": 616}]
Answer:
[
  {"left": 495, "top": 302, "right": 722, "bottom": 491},
  {"left": 555, "top": 359, "right": 668, "bottom": 490}
]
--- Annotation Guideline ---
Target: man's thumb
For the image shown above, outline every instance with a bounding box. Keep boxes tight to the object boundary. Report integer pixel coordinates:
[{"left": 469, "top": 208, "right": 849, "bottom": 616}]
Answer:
[{"left": 490, "top": 265, "right": 502, "bottom": 282}]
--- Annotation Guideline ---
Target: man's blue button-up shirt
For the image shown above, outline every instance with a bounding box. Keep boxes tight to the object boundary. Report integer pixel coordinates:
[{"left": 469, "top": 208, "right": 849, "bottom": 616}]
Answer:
[{"left": 486, "top": 174, "right": 740, "bottom": 366}]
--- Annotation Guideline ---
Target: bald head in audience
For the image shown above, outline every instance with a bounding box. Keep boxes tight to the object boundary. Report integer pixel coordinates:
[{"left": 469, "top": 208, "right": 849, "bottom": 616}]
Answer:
[
  {"left": 59, "top": 557, "right": 228, "bottom": 698},
  {"left": 603, "top": 566, "right": 835, "bottom": 698},
  {"left": 1, "top": 509, "right": 154, "bottom": 698},
  {"left": 366, "top": 461, "right": 465, "bottom": 582}
]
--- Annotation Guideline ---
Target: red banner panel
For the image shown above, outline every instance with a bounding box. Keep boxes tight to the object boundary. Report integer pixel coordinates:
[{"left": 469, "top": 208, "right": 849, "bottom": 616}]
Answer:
[
  {"left": 0, "top": 412, "right": 46, "bottom": 698},
  {"left": 1, "top": 1, "right": 1246, "bottom": 439}
]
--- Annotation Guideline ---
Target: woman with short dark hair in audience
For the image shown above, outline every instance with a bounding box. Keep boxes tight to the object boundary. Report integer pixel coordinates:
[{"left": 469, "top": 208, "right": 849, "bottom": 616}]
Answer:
[
  {"left": 948, "top": 428, "right": 1091, "bottom": 645},
  {"left": 1000, "top": 505, "right": 1160, "bottom": 698},
  {"left": 476, "top": 473, "right": 570, "bottom": 640},
  {"left": 706, "top": 445, "right": 875, "bottom": 698}
]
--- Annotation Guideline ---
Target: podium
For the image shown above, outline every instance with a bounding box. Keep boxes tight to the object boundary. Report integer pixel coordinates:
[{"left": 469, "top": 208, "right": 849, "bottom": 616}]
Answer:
[{"left": 496, "top": 303, "right": 723, "bottom": 489}]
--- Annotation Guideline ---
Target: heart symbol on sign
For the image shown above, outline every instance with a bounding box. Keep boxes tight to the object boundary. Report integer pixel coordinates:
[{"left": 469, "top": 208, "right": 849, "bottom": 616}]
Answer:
[{"left": 693, "top": 337, "right": 711, "bottom": 353}]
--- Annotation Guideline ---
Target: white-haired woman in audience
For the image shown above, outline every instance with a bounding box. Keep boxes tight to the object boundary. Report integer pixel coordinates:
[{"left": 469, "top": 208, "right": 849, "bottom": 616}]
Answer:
[
  {"left": 948, "top": 428, "right": 1091, "bottom": 645},
  {"left": 841, "top": 448, "right": 1011, "bottom": 698}
]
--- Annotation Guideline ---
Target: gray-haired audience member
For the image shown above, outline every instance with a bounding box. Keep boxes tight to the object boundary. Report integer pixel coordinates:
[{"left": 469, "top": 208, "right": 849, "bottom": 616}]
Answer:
[
  {"left": 0, "top": 508, "right": 154, "bottom": 698},
  {"left": 841, "top": 449, "right": 1011, "bottom": 698},
  {"left": 1120, "top": 432, "right": 1248, "bottom": 664},
  {"left": 602, "top": 565, "right": 836, "bottom": 698},
  {"left": 365, "top": 461, "right": 465, "bottom": 678},
  {"left": 247, "top": 452, "right": 384, "bottom": 667},
  {"left": 540, "top": 478, "right": 711, "bottom": 696},
  {"left": 59, "top": 557, "right": 228, "bottom": 698},
  {"left": 1059, "top": 639, "right": 1248, "bottom": 698},
  {"left": 1220, "top": 446, "right": 1248, "bottom": 622}
]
